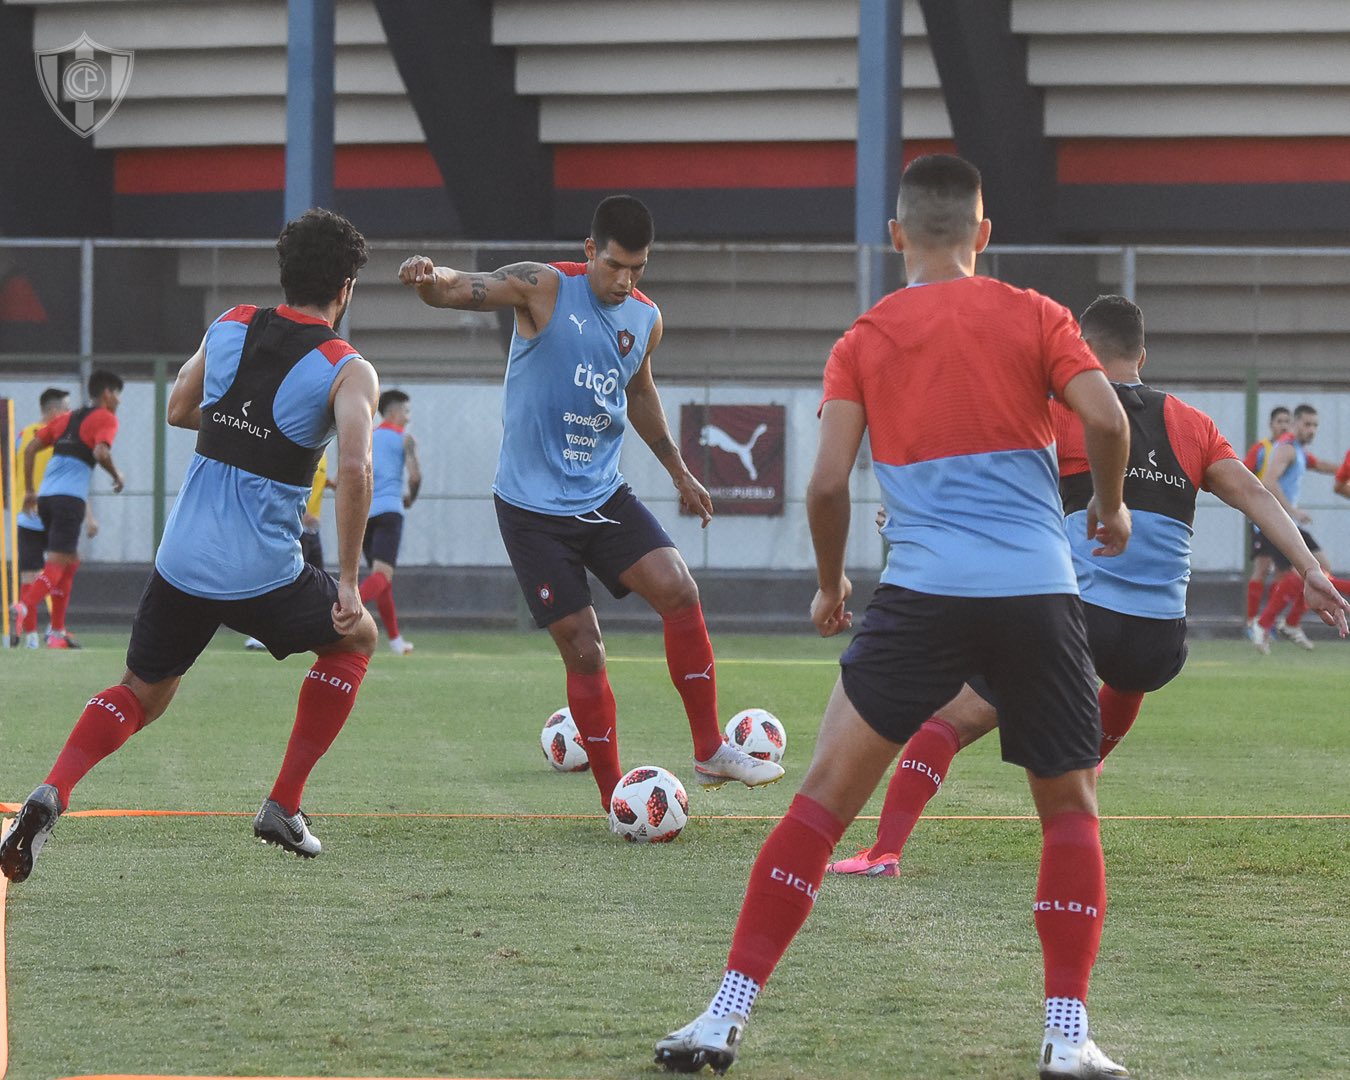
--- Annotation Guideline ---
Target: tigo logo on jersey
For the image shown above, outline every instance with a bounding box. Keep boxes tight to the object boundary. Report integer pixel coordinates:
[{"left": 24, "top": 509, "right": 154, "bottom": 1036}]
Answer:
[
  {"left": 617, "top": 329, "right": 635, "bottom": 357},
  {"left": 574, "top": 362, "right": 621, "bottom": 407}
]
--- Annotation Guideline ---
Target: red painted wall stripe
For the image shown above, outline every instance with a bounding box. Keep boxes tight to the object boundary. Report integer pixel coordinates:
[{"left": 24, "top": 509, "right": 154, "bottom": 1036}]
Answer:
[
  {"left": 1058, "top": 137, "right": 1350, "bottom": 185},
  {"left": 553, "top": 140, "right": 955, "bottom": 190},
  {"left": 115, "top": 145, "right": 444, "bottom": 195}
]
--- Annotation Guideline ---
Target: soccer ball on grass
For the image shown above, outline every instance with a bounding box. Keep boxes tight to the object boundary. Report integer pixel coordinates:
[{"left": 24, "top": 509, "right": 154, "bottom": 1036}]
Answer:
[{"left": 608, "top": 766, "right": 689, "bottom": 843}]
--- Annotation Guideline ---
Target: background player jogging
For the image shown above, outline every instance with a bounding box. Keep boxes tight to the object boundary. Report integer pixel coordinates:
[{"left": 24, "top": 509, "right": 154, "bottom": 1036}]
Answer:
[
  {"left": 398, "top": 194, "right": 783, "bottom": 813},
  {"left": 11, "top": 371, "right": 125, "bottom": 649},
  {"left": 1, "top": 208, "right": 380, "bottom": 883}
]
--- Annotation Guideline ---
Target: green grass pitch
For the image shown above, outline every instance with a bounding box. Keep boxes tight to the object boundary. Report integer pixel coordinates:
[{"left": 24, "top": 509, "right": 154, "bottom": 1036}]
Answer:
[{"left": 1, "top": 631, "right": 1347, "bottom": 1079}]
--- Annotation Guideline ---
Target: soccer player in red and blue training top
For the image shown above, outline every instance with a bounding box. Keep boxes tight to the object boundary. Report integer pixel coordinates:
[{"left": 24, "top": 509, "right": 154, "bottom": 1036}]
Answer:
[
  {"left": 12, "top": 371, "right": 126, "bottom": 648},
  {"left": 1, "top": 209, "right": 380, "bottom": 883},
  {"left": 657, "top": 155, "right": 1136, "bottom": 1079},
  {"left": 1250, "top": 403, "right": 1347, "bottom": 651},
  {"left": 399, "top": 195, "right": 783, "bottom": 812},
  {"left": 826, "top": 296, "right": 1347, "bottom": 885},
  {"left": 1242, "top": 405, "right": 1290, "bottom": 634},
  {"left": 358, "top": 388, "right": 421, "bottom": 654}
]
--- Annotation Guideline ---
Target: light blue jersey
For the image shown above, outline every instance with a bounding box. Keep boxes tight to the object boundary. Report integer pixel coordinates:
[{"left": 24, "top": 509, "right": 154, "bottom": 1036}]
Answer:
[
  {"left": 1275, "top": 436, "right": 1310, "bottom": 507},
  {"left": 156, "top": 305, "right": 358, "bottom": 600},
  {"left": 369, "top": 423, "right": 407, "bottom": 517},
  {"left": 493, "top": 263, "right": 659, "bottom": 515}
]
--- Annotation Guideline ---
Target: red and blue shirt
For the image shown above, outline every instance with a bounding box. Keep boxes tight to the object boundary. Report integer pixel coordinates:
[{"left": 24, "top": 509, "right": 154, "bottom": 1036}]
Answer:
[{"left": 822, "top": 276, "right": 1101, "bottom": 598}]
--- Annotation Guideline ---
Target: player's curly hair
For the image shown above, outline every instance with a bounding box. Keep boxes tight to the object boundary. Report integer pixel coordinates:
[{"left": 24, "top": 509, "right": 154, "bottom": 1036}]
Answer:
[{"left": 276, "top": 208, "right": 369, "bottom": 307}]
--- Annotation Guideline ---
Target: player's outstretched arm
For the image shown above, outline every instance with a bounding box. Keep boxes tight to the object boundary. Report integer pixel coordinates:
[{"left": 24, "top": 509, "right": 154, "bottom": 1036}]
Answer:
[
  {"left": 626, "top": 326, "right": 714, "bottom": 527},
  {"left": 1206, "top": 457, "right": 1350, "bottom": 635},
  {"left": 1061, "top": 369, "right": 1131, "bottom": 556},
  {"left": 330, "top": 358, "right": 379, "bottom": 634},
  {"left": 397, "top": 255, "right": 559, "bottom": 333},
  {"left": 807, "top": 399, "right": 865, "bottom": 637},
  {"left": 167, "top": 337, "right": 207, "bottom": 431}
]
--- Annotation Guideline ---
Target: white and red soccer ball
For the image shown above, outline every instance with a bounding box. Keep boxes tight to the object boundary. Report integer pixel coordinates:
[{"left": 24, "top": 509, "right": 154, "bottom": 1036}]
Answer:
[
  {"left": 608, "top": 765, "right": 689, "bottom": 843},
  {"left": 724, "top": 708, "right": 787, "bottom": 764},
  {"left": 540, "top": 707, "right": 590, "bottom": 772}
]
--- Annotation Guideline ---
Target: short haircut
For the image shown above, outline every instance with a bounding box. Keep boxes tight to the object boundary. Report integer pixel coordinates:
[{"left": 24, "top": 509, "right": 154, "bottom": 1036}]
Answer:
[
  {"left": 378, "top": 389, "right": 410, "bottom": 416},
  {"left": 1269, "top": 406, "right": 1290, "bottom": 422},
  {"left": 1079, "top": 295, "right": 1145, "bottom": 360},
  {"left": 896, "top": 154, "right": 982, "bottom": 246},
  {"left": 39, "top": 386, "right": 69, "bottom": 409},
  {"left": 276, "top": 208, "right": 369, "bottom": 308},
  {"left": 1294, "top": 403, "right": 1317, "bottom": 418},
  {"left": 88, "top": 370, "right": 123, "bottom": 399},
  {"left": 591, "top": 195, "right": 654, "bottom": 252}
]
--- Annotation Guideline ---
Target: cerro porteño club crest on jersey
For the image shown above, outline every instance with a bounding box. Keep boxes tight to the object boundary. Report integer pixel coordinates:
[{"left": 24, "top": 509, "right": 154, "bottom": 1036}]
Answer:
[{"left": 617, "top": 329, "right": 635, "bottom": 357}]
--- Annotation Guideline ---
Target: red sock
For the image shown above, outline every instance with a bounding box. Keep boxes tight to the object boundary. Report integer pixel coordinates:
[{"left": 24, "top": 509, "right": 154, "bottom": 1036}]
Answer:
[
  {"left": 1098, "top": 685, "right": 1144, "bottom": 762},
  {"left": 726, "top": 794, "right": 846, "bottom": 985},
  {"left": 1258, "top": 571, "right": 1302, "bottom": 631},
  {"left": 869, "top": 717, "right": 960, "bottom": 859},
  {"left": 661, "top": 603, "right": 723, "bottom": 761},
  {"left": 45, "top": 685, "right": 147, "bottom": 810},
  {"left": 358, "top": 572, "right": 385, "bottom": 603},
  {"left": 20, "top": 561, "right": 65, "bottom": 611},
  {"left": 1245, "top": 579, "right": 1265, "bottom": 620},
  {"left": 1035, "top": 811, "right": 1106, "bottom": 1001},
  {"left": 268, "top": 652, "right": 369, "bottom": 814},
  {"left": 567, "top": 669, "right": 622, "bottom": 810},
  {"left": 49, "top": 561, "right": 78, "bottom": 633},
  {"left": 359, "top": 572, "right": 399, "bottom": 638}
]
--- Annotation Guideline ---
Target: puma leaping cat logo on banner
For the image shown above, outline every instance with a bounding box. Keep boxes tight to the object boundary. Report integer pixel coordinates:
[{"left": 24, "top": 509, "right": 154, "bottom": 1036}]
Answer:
[
  {"left": 699, "top": 423, "right": 769, "bottom": 480},
  {"left": 569, "top": 314, "right": 587, "bottom": 334},
  {"left": 683, "top": 663, "right": 714, "bottom": 682}
]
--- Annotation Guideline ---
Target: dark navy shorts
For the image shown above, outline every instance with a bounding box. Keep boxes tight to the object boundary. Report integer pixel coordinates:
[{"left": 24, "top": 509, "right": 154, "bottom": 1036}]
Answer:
[
  {"left": 17, "top": 523, "right": 46, "bottom": 573},
  {"left": 494, "top": 483, "right": 675, "bottom": 628},
  {"left": 126, "top": 565, "right": 342, "bottom": 684},
  {"left": 1253, "top": 526, "right": 1317, "bottom": 572},
  {"left": 1082, "top": 603, "right": 1188, "bottom": 693},
  {"left": 839, "top": 585, "right": 1101, "bottom": 778},
  {"left": 37, "top": 494, "right": 85, "bottom": 556},
  {"left": 362, "top": 512, "right": 404, "bottom": 567}
]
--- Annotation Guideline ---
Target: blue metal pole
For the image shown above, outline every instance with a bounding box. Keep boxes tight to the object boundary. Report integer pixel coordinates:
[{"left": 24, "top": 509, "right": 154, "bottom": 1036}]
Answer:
[
  {"left": 855, "top": 0, "right": 904, "bottom": 313},
  {"left": 285, "top": 0, "right": 336, "bottom": 224}
]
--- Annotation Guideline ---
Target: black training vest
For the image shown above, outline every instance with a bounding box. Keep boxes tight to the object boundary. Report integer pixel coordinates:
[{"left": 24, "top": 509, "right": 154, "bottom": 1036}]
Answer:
[
  {"left": 51, "top": 405, "right": 99, "bottom": 466},
  {"left": 195, "top": 308, "right": 334, "bottom": 487},
  {"left": 1061, "top": 383, "right": 1197, "bottom": 527}
]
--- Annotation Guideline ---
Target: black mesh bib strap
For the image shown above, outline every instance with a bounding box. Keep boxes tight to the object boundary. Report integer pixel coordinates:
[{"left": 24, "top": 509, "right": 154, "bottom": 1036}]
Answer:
[
  {"left": 1060, "top": 383, "right": 1198, "bottom": 527},
  {"left": 51, "top": 405, "right": 98, "bottom": 467},
  {"left": 195, "top": 308, "right": 332, "bottom": 487}
]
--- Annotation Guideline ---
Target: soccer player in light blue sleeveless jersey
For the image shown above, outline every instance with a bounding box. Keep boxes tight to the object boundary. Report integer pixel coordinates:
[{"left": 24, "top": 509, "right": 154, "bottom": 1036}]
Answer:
[
  {"left": 357, "top": 388, "right": 422, "bottom": 654},
  {"left": 399, "top": 195, "right": 783, "bottom": 815}
]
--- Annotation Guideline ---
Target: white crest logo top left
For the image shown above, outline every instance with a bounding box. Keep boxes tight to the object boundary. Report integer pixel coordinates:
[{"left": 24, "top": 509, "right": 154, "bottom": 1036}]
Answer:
[{"left": 36, "top": 33, "right": 134, "bottom": 138}]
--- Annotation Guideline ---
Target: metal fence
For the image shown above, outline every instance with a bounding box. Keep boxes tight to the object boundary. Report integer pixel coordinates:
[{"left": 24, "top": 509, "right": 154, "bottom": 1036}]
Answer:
[{"left": 3, "top": 239, "right": 1350, "bottom": 574}]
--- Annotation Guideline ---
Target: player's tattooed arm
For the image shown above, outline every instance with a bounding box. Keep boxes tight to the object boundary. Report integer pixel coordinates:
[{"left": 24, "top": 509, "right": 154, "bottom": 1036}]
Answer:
[{"left": 398, "top": 257, "right": 554, "bottom": 312}]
